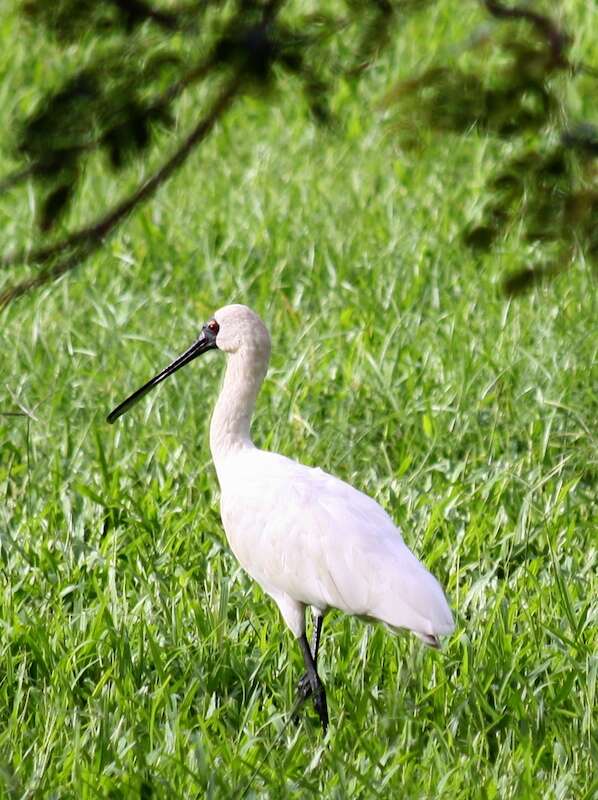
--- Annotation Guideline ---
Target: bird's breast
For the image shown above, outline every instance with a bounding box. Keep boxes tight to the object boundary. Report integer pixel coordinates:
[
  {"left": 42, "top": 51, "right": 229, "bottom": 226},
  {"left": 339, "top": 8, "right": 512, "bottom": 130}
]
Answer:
[
  {"left": 219, "top": 487, "right": 280, "bottom": 569},
  {"left": 218, "top": 476, "right": 325, "bottom": 600}
]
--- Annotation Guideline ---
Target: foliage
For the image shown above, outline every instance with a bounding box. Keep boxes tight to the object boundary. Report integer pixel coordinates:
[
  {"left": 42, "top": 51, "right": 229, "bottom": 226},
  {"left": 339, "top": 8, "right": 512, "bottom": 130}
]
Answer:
[
  {"left": 382, "top": 11, "right": 598, "bottom": 292},
  {"left": 1, "top": 0, "right": 596, "bottom": 304},
  {"left": 1, "top": 2, "right": 596, "bottom": 793}
]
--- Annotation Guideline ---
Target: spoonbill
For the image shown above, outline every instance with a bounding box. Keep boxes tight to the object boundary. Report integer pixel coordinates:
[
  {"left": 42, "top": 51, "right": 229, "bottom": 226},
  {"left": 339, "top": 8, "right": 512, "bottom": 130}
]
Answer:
[{"left": 107, "top": 304, "right": 454, "bottom": 732}]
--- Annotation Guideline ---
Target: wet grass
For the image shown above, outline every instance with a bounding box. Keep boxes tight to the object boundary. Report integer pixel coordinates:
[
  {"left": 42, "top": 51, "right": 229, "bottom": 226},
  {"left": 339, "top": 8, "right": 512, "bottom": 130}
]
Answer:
[{"left": 1, "top": 2, "right": 597, "bottom": 797}]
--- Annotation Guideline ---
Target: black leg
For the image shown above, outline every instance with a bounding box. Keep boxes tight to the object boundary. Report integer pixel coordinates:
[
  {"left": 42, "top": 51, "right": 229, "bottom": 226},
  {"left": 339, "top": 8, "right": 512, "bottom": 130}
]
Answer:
[
  {"left": 297, "top": 612, "right": 323, "bottom": 703},
  {"left": 311, "top": 613, "right": 324, "bottom": 660},
  {"left": 297, "top": 629, "right": 328, "bottom": 733}
]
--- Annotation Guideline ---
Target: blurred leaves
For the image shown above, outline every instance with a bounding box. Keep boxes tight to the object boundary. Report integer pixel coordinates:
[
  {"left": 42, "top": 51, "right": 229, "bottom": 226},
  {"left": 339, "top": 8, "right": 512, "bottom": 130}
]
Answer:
[
  {"left": 16, "top": 45, "right": 181, "bottom": 230},
  {"left": 383, "top": 2, "right": 597, "bottom": 294},
  {"left": 465, "top": 137, "right": 598, "bottom": 271},
  {"left": 2, "top": 0, "right": 409, "bottom": 278},
  {"left": 5, "top": 0, "right": 407, "bottom": 230},
  {"left": 1, "top": 0, "right": 596, "bottom": 303}
]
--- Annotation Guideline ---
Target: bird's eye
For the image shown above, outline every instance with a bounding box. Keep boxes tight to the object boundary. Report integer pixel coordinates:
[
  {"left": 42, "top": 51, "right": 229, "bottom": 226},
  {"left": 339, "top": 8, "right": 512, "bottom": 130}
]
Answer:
[{"left": 207, "top": 319, "right": 219, "bottom": 335}]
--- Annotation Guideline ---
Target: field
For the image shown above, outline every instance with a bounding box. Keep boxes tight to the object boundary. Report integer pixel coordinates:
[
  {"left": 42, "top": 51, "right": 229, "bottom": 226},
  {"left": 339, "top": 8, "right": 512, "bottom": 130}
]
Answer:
[{"left": 0, "top": 2, "right": 596, "bottom": 797}]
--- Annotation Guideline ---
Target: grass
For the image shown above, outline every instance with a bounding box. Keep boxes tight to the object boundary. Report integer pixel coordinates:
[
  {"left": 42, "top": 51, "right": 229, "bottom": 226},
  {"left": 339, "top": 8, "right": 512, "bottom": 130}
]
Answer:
[{"left": 1, "top": 1, "right": 597, "bottom": 797}]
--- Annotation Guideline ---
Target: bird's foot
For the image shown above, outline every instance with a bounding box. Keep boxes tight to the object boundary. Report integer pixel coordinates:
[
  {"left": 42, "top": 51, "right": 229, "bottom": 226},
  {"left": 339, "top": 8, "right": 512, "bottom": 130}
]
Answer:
[
  {"left": 292, "top": 673, "right": 328, "bottom": 733},
  {"left": 291, "top": 673, "right": 312, "bottom": 726},
  {"left": 296, "top": 672, "right": 312, "bottom": 702}
]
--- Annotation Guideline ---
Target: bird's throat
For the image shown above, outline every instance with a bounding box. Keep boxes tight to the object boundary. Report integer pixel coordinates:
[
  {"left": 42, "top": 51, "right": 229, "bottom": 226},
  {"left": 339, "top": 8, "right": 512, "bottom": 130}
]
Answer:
[{"left": 209, "top": 349, "right": 267, "bottom": 469}]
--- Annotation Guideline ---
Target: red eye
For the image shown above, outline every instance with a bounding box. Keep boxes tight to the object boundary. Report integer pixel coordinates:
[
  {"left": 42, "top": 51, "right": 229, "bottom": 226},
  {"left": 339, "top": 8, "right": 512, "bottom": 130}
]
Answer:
[{"left": 207, "top": 319, "right": 219, "bottom": 334}]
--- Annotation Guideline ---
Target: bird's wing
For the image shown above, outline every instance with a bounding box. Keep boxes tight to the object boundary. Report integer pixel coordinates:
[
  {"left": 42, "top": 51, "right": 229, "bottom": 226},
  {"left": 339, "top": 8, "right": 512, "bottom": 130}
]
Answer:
[
  {"left": 299, "top": 467, "right": 454, "bottom": 637},
  {"left": 219, "top": 450, "right": 453, "bottom": 638}
]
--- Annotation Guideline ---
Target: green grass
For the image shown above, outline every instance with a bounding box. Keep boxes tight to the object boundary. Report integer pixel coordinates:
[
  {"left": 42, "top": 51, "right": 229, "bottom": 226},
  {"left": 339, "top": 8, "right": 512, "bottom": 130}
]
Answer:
[{"left": 1, "top": 2, "right": 597, "bottom": 798}]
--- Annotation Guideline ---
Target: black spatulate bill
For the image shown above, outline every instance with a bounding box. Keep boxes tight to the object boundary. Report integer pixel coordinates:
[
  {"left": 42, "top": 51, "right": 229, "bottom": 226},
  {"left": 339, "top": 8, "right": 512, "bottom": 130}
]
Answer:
[{"left": 107, "top": 327, "right": 218, "bottom": 424}]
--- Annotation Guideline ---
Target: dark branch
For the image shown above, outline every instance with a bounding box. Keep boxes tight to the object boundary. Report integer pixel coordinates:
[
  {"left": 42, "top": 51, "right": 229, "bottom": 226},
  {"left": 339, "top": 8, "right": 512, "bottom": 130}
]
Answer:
[
  {"left": 0, "top": 53, "right": 218, "bottom": 201},
  {"left": 0, "top": 77, "right": 242, "bottom": 308},
  {"left": 483, "top": 0, "right": 571, "bottom": 67},
  {"left": 3, "top": 0, "right": 593, "bottom": 303}
]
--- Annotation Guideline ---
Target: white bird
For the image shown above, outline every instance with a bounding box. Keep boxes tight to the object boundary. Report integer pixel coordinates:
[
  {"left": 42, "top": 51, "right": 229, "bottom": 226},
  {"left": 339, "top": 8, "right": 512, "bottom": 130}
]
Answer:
[{"left": 108, "top": 304, "right": 454, "bottom": 731}]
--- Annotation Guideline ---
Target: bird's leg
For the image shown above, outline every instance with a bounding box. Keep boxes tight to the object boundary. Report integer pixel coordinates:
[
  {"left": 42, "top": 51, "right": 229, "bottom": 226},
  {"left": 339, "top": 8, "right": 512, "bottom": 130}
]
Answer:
[
  {"left": 297, "top": 632, "right": 329, "bottom": 732},
  {"left": 293, "top": 613, "right": 328, "bottom": 732},
  {"left": 297, "top": 612, "right": 323, "bottom": 703}
]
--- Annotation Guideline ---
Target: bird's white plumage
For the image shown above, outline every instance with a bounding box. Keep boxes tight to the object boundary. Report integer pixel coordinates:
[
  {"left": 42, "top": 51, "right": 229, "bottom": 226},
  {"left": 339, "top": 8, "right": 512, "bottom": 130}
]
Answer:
[{"left": 208, "top": 304, "right": 454, "bottom": 644}]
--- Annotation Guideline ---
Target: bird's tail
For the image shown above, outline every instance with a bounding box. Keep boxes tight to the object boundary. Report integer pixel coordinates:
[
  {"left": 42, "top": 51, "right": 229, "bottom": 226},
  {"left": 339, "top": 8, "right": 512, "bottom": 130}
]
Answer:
[{"left": 373, "top": 546, "right": 455, "bottom": 645}]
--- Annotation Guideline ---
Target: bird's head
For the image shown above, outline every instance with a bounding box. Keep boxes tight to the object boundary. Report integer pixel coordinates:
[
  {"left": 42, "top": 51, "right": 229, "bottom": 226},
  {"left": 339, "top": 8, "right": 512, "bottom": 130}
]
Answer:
[
  {"left": 212, "top": 304, "right": 271, "bottom": 359},
  {"left": 107, "top": 303, "right": 270, "bottom": 424}
]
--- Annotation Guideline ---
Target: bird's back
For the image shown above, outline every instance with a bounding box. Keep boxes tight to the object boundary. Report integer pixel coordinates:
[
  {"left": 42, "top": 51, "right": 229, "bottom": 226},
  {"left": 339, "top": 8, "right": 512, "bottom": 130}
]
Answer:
[{"left": 218, "top": 448, "right": 454, "bottom": 642}]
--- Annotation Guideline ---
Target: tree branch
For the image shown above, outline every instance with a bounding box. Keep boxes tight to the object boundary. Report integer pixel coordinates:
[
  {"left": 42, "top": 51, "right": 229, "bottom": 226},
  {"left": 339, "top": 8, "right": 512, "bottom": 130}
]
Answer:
[
  {"left": 483, "top": 0, "right": 570, "bottom": 67},
  {"left": 0, "top": 54, "right": 217, "bottom": 199},
  {"left": 0, "top": 76, "right": 242, "bottom": 308}
]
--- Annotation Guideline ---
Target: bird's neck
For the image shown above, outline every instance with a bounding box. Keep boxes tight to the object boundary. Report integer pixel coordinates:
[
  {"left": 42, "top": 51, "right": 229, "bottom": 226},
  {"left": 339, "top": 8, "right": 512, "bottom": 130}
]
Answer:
[{"left": 209, "top": 348, "right": 268, "bottom": 470}]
